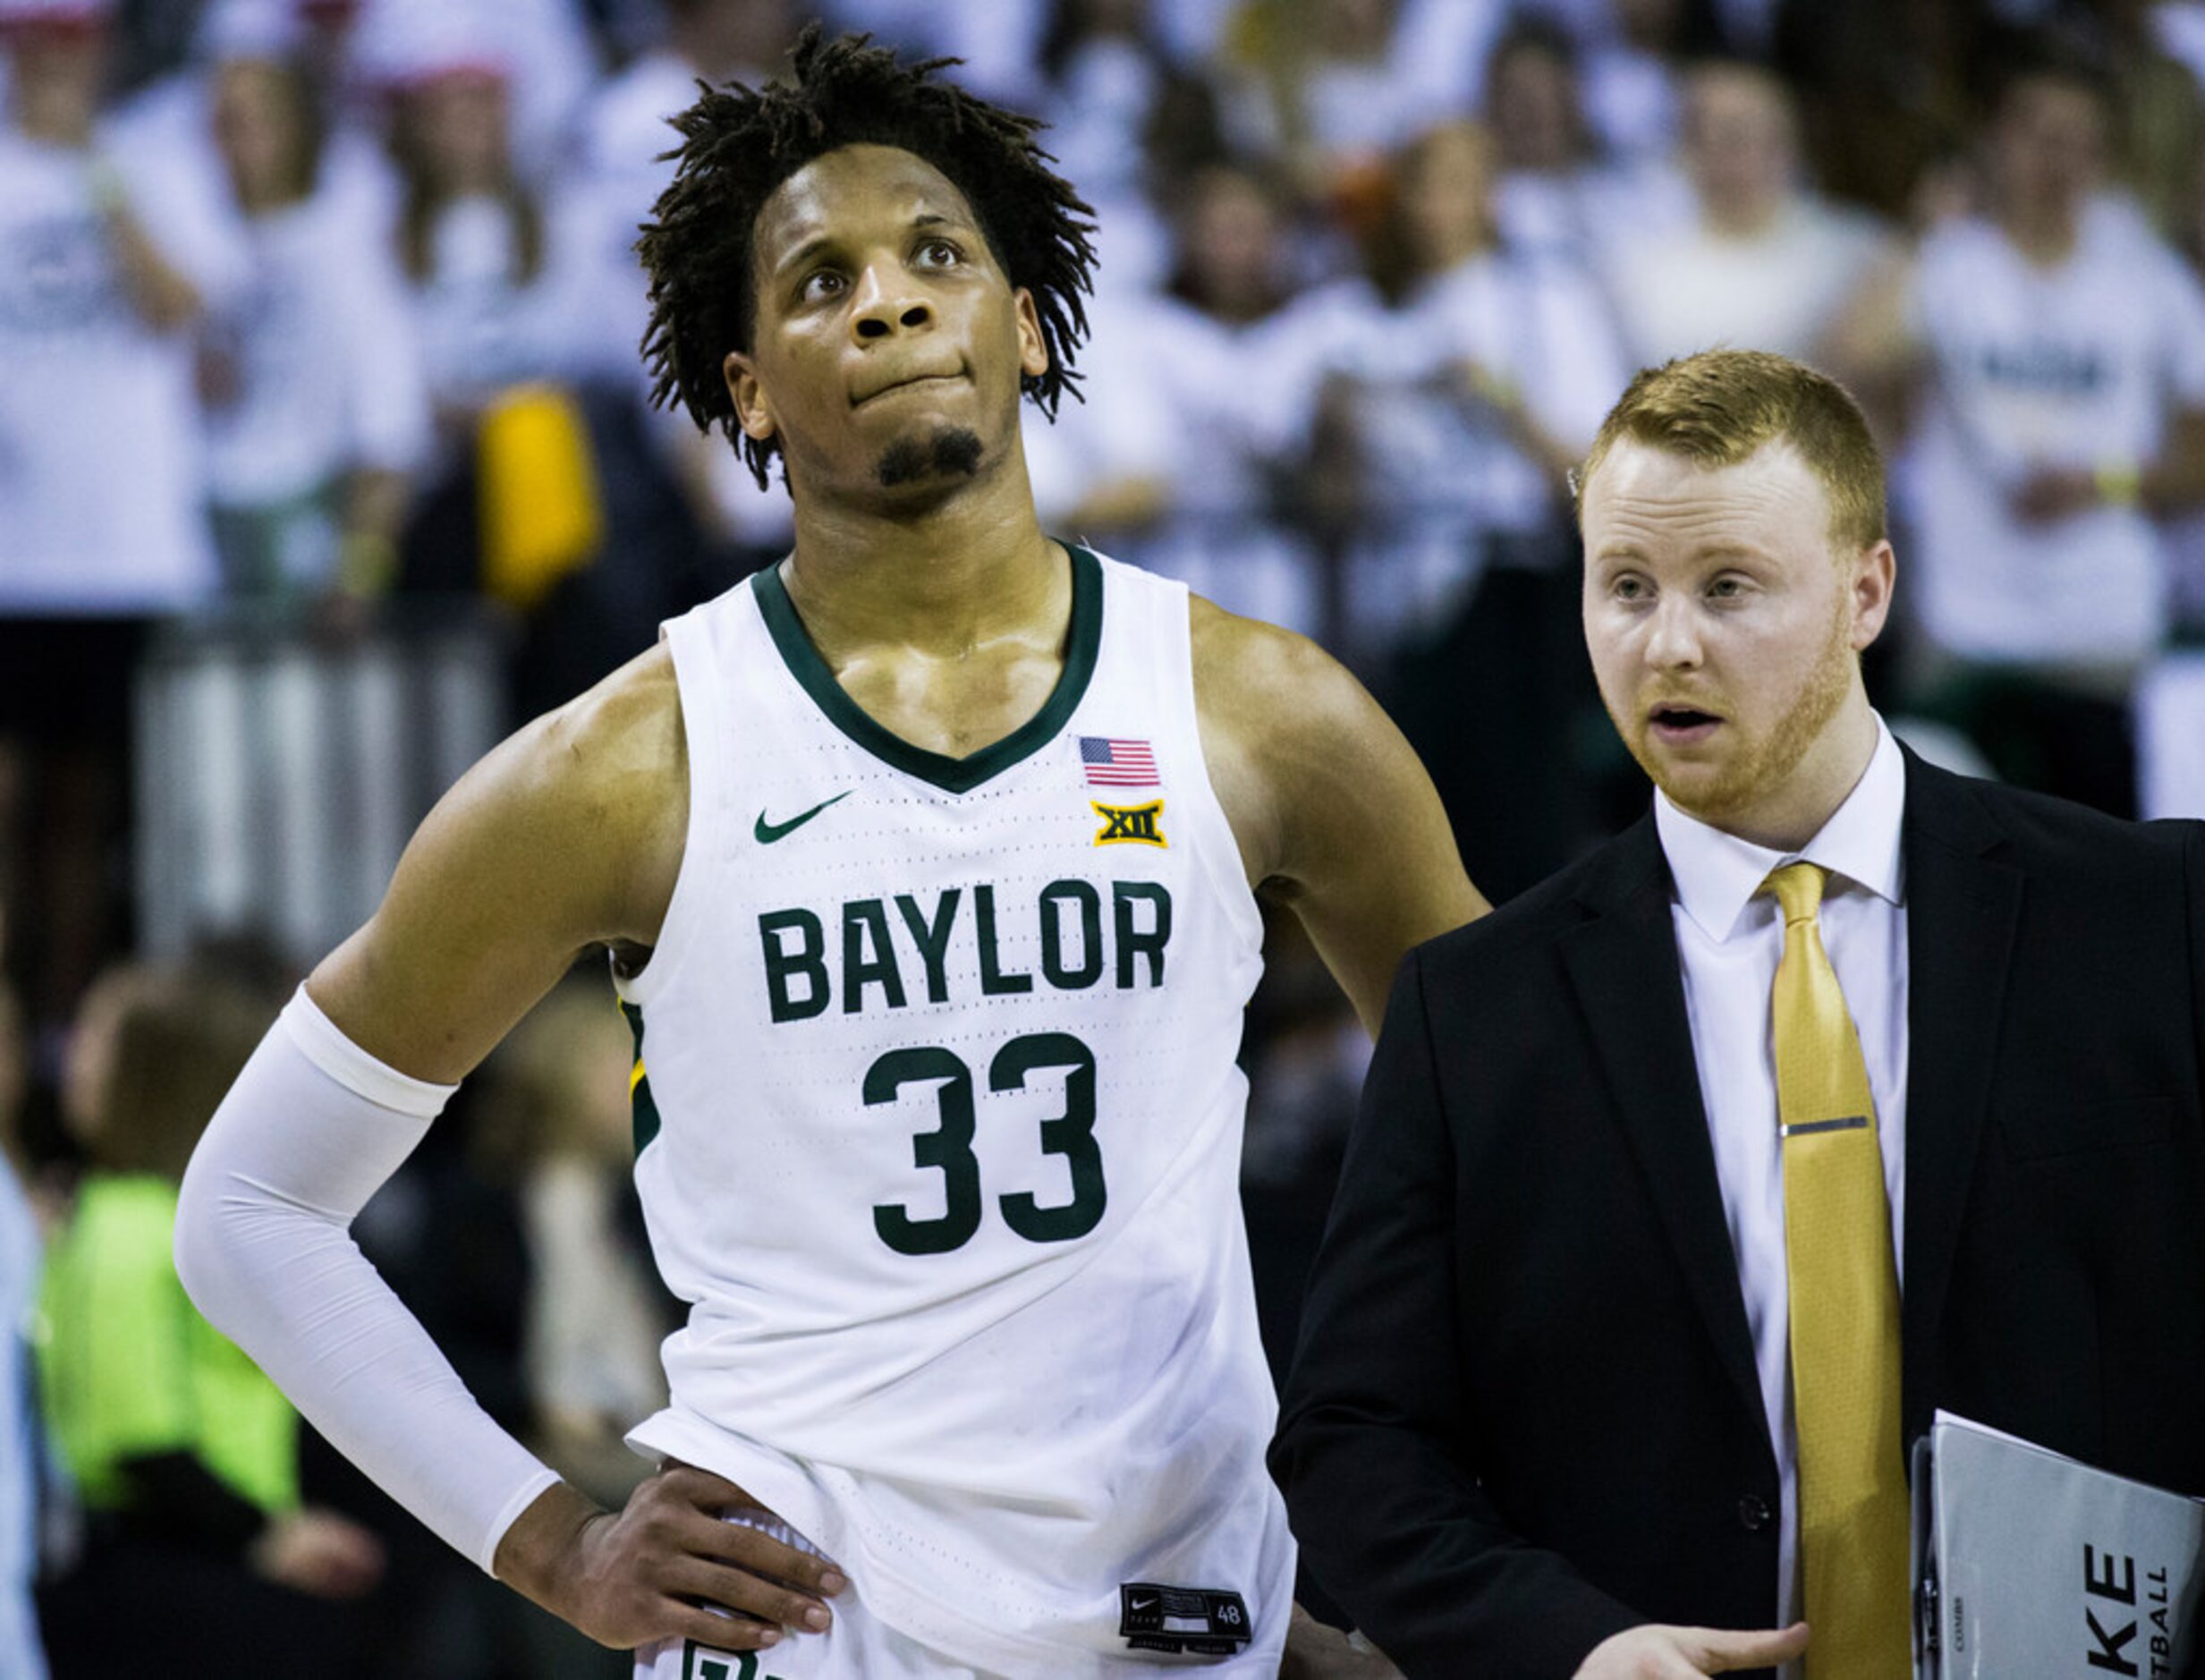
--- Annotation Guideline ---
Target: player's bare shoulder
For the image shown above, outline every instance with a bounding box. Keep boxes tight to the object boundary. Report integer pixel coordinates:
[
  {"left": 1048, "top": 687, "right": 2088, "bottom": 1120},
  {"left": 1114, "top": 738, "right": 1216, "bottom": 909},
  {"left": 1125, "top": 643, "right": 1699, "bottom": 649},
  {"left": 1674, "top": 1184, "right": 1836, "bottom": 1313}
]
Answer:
[
  {"left": 369, "top": 637, "right": 690, "bottom": 946},
  {"left": 1187, "top": 591, "right": 1483, "bottom": 1030},
  {"left": 1187, "top": 592, "right": 1394, "bottom": 889},
  {"left": 493, "top": 640, "right": 690, "bottom": 948},
  {"left": 1188, "top": 592, "right": 1363, "bottom": 730},
  {"left": 308, "top": 642, "right": 689, "bottom": 1082}
]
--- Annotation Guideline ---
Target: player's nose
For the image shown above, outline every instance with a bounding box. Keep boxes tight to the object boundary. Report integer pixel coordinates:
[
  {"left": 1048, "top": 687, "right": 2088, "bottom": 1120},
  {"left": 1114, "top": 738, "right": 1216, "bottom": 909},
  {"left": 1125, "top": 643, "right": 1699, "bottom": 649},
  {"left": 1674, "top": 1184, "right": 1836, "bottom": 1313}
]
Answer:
[{"left": 851, "top": 261, "right": 932, "bottom": 341}]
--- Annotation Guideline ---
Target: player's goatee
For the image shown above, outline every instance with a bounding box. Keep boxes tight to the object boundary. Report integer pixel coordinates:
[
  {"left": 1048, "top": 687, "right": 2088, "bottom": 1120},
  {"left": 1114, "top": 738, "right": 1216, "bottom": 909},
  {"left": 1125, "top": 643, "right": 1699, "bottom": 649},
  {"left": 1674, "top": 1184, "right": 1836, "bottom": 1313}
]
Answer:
[{"left": 877, "top": 428, "right": 984, "bottom": 488}]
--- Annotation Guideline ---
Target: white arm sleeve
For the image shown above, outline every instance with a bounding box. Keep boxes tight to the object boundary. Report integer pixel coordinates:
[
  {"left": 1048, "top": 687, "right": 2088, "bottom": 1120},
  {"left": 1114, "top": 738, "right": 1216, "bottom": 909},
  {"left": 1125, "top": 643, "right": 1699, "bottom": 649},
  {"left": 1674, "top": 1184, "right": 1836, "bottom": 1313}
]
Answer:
[{"left": 174, "top": 987, "right": 562, "bottom": 1574}]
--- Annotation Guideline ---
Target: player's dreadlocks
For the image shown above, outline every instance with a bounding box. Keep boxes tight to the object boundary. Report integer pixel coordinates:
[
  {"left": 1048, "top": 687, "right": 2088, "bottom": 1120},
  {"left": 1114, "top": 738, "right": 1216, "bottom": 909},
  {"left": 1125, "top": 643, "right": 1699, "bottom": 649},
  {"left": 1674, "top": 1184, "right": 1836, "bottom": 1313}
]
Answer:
[{"left": 639, "top": 26, "right": 1098, "bottom": 489}]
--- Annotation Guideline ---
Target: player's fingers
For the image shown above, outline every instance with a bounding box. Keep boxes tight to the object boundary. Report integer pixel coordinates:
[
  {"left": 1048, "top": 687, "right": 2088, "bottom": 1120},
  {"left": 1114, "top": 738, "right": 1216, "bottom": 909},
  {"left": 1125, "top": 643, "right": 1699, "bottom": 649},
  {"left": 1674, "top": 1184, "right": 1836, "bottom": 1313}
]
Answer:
[
  {"left": 640, "top": 1495, "right": 832, "bottom": 1588},
  {"left": 647, "top": 1467, "right": 846, "bottom": 1595},
  {"left": 648, "top": 1464, "right": 780, "bottom": 1525},
  {"left": 658, "top": 1464, "right": 768, "bottom": 1511},
  {"left": 666, "top": 1555, "right": 836, "bottom": 1632},
  {"left": 1694, "top": 1621, "right": 1810, "bottom": 1671},
  {"left": 685, "top": 1513, "right": 846, "bottom": 1597},
  {"left": 660, "top": 1603, "right": 785, "bottom": 1653}
]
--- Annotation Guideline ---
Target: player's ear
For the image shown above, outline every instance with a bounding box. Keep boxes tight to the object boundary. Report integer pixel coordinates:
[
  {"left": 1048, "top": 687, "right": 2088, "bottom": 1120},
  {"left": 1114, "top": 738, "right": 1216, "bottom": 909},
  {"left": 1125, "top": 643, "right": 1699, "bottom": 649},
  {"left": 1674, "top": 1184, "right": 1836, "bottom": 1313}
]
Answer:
[
  {"left": 725, "top": 351, "right": 777, "bottom": 442},
  {"left": 1011, "top": 287, "right": 1049, "bottom": 381}
]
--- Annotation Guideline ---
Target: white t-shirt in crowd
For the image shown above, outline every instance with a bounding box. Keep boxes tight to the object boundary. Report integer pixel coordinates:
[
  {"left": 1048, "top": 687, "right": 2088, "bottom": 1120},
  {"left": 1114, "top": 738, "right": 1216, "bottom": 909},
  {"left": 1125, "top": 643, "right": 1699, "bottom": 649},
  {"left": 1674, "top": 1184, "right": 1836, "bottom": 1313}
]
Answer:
[
  {"left": 348, "top": 0, "right": 597, "bottom": 185},
  {"left": 107, "top": 64, "right": 401, "bottom": 257},
  {"left": 1264, "top": 249, "right": 1627, "bottom": 649},
  {"left": 1902, "top": 200, "right": 2205, "bottom": 667},
  {"left": 1029, "top": 289, "right": 1323, "bottom": 635},
  {"left": 572, "top": 46, "right": 761, "bottom": 352},
  {"left": 1494, "top": 158, "right": 1693, "bottom": 272},
  {"left": 572, "top": 47, "right": 796, "bottom": 552},
  {"left": 1581, "top": 40, "right": 1681, "bottom": 163},
  {"left": 1603, "top": 193, "right": 1888, "bottom": 368},
  {"left": 1034, "top": 38, "right": 1166, "bottom": 209},
  {"left": 0, "top": 127, "right": 235, "bottom": 615},
  {"left": 1218, "top": 0, "right": 1507, "bottom": 172},
  {"left": 1269, "top": 252, "right": 1624, "bottom": 514},
  {"left": 401, "top": 191, "right": 627, "bottom": 421},
  {"left": 1022, "top": 290, "right": 1182, "bottom": 530},
  {"left": 814, "top": 0, "right": 1047, "bottom": 104},
  {"left": 2137, "top": 649, "right": 2205, "bottom": 820},
  {"left": 200, "top": 194, "right": 429, "bottom": 508},
  {"left": 1421, "top": 251, "right": 1627, "bottom": 484}
]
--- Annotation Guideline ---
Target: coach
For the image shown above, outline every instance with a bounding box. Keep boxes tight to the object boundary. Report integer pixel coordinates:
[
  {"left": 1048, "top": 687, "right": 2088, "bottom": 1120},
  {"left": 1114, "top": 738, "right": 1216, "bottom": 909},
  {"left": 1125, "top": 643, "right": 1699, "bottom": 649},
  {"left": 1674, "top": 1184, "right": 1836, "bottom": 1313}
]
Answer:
[{"left": 1270, "top": 350, "right": 2205, "bottom": 1678}]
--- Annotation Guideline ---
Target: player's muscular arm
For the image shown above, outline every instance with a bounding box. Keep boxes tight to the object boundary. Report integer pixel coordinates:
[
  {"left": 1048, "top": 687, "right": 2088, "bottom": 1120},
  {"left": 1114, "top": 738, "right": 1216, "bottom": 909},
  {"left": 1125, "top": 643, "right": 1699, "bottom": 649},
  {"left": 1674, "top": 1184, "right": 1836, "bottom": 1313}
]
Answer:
[
  {"left": 1192, "top": 598, "right": 1487, "bottom": 1033},
  {"left": 184, "top": 648, "right": 843, "bottom": 1653},
  {"left": 307, "top": 643, "right": 687, "bottom": 1082}
]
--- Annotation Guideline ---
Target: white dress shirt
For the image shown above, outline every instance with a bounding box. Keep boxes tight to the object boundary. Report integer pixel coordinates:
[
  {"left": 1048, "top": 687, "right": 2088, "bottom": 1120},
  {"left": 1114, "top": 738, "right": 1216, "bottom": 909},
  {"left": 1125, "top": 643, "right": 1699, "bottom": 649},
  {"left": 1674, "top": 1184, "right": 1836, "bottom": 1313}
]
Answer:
[{"left": 1653, "top": 716, "right": 1910, "bottom": 1657}]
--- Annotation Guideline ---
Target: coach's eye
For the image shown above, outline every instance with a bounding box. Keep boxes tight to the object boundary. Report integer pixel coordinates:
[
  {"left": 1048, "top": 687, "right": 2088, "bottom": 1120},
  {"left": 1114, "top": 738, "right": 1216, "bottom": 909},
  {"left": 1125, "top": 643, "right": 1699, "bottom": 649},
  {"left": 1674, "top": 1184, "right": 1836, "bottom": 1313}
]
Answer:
[{"left": 1610, "top": 573, "right": 1650, "bottom": 602}]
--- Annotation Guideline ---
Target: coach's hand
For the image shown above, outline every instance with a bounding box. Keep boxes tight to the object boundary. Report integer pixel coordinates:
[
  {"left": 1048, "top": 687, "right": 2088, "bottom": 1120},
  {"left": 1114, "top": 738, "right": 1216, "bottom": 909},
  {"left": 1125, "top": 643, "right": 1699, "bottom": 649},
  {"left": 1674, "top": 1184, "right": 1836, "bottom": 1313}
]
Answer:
[
  {"left": 1573, "top": 1621, "right": 1809, "bottom": 1677},
  {"left": 1279, "top": 1602, "right": 1404, "bottom": 1676},
  {"left": 492, "top": 1468, "right": 845, "bottom": 1651}
]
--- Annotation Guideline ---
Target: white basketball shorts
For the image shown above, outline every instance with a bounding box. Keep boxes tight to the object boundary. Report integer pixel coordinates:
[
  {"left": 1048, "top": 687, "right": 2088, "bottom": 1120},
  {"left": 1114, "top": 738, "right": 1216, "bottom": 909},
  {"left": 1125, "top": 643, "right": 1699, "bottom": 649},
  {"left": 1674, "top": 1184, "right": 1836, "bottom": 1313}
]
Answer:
[{"left": 632, "top": 1508, "right": 1009, "bottom": 1680}]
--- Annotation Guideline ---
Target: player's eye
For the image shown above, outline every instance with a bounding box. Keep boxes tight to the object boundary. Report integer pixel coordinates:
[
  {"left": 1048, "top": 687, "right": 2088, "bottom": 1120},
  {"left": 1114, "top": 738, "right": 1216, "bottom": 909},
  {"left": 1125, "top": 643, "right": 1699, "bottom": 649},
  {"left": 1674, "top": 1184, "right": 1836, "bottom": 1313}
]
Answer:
[
  {"left": 798, "top": 268, "right": 846, "bottom": 303},
  {"left": 914, "top": 237, "right": 963, "bottom": 268},
  {"left": 1610, "top": 573, "right": 1650, "bottom": 602},
  {"left": 1707, "top": 573, "right": 1749, "bottom": 600}
]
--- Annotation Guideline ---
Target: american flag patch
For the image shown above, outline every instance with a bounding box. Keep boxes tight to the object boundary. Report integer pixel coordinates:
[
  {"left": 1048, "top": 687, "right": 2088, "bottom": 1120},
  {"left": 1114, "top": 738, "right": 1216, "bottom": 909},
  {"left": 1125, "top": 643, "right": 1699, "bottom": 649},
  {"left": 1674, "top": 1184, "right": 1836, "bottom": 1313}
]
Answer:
[{"left": 1080, "top": 736, "right": 1159, "bottom": 786}]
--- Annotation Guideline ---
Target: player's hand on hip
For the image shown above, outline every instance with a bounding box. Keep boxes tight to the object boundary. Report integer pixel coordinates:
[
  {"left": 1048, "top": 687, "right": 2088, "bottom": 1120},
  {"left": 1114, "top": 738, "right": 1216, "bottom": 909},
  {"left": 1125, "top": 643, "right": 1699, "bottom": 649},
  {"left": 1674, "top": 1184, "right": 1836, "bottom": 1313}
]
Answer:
[
  {"left": 1573, "top": 1621, "right": 1809, "bottom": 1677},
  {"left": 494, "top": 1466, "right": 846, "bottom": 1650},
  {"left": 1278, "top": 1602, "right": 1404, "bottom": 1676}
]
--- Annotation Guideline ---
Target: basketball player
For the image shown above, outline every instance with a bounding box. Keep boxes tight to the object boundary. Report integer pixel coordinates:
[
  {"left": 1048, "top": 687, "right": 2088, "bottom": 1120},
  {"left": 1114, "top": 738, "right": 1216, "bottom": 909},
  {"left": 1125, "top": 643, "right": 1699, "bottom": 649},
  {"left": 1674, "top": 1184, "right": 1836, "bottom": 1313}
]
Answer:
[{"left": 174, "top": 30, "right": 1480, "bottom": 1677}]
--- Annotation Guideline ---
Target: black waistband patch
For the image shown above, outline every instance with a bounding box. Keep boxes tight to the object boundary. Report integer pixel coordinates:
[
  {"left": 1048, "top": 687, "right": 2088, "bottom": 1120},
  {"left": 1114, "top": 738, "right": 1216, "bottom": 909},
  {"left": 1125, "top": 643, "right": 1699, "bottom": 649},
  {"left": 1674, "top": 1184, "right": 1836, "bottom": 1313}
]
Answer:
[{"left": 1118, "top": 1582, "right": 1253, "bottom": 1655}]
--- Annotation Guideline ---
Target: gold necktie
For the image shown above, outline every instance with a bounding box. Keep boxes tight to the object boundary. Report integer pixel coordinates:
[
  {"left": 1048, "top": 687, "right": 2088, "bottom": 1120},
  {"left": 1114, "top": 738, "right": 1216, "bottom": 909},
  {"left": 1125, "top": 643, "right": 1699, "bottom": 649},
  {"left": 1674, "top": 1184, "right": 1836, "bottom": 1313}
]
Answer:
[{"left": 1767, "top": 862, "right": 1910, "bottom": 1675}]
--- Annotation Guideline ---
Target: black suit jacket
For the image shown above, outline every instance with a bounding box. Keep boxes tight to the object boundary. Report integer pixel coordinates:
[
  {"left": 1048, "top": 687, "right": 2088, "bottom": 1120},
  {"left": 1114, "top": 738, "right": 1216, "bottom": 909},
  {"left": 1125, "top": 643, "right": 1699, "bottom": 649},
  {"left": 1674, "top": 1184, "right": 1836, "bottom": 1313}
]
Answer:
[{"left": 1270, "top": 752, "right": 2205, "bottom": 1677}]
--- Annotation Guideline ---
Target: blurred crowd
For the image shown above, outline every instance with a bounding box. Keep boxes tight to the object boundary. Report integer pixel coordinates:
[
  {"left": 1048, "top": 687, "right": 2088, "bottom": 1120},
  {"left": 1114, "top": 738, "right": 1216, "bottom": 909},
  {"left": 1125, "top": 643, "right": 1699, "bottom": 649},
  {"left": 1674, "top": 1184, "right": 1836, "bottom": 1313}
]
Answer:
[
  {"left": 6, "top": 0, "right": 2205, "bottom": 1672},
  {"left": 7, "top": 947, "right": 674, "bottom": 1676}
]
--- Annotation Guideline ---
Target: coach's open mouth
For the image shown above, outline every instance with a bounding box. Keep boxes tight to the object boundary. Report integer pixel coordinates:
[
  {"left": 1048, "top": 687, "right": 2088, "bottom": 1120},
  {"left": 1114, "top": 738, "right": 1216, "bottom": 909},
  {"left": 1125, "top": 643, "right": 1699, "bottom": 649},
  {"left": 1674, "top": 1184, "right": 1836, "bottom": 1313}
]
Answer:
[{"left": 1650, "top": 705, "right": 1722, "bottom": 742}]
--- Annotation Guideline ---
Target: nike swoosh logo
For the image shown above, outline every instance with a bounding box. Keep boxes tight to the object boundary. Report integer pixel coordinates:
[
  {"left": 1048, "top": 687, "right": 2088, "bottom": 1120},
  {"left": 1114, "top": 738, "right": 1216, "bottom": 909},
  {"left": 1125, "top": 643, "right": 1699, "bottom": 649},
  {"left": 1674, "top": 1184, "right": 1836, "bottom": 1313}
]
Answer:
[{"left": 754, "top": 790, "right": 852, "bottom": 844}]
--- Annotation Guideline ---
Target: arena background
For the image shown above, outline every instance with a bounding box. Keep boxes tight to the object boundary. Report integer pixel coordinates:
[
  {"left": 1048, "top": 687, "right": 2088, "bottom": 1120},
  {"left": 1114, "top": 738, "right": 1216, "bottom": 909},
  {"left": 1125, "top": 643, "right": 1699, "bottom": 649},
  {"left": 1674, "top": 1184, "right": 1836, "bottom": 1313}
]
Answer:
[{"left": 4, "top": 0, "right": 2204, "bottom": 1673}]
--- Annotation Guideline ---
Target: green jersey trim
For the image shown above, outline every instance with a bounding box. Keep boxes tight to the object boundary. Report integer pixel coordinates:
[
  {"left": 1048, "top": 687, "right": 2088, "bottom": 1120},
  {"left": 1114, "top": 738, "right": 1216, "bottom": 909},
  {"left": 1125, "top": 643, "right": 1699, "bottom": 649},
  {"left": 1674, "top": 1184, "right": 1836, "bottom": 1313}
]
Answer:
[
  {"left": 621, "top": 1000, "right": 663, "bottom": 1158},
  {"left": 750, "top": 542, "right": 1104, "bottom": 793}
]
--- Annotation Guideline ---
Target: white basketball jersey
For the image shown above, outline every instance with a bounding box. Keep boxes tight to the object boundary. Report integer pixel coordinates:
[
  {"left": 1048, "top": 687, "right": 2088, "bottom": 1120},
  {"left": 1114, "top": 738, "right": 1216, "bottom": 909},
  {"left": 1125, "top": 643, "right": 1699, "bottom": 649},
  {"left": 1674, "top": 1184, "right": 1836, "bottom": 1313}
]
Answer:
[{"left": 615, "top": 547, "right": 1293, "bottom": 1673}]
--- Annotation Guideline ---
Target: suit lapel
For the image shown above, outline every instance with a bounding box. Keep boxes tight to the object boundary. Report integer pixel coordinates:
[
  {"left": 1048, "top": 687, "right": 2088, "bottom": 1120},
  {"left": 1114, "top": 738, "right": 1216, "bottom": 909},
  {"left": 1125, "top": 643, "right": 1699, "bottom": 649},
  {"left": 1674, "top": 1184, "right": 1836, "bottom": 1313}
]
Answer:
[
  {"left": 1897, "top": 752, "right": 2022, "bottom": 1447},
  {"left": 1562, "top": 819, "right": 1768, "bottom": 1438}
]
